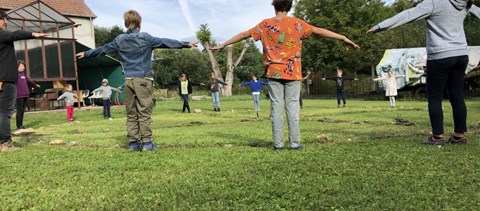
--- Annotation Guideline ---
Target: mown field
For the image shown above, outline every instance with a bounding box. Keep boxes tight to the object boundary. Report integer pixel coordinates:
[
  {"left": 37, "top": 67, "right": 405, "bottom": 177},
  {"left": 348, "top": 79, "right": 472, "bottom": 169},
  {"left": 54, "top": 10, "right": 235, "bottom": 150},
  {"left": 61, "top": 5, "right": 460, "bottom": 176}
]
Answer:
[{"left": 1, "top": 95, "right": 479, "bottom": 210}]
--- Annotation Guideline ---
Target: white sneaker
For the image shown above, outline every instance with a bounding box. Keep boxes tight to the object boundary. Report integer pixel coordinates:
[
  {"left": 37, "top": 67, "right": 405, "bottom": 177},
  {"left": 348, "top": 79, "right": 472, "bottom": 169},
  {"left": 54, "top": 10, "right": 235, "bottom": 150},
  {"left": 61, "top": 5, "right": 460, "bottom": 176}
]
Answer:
[{"left": 108, "top": 118, "right": 112, "bottom": 120}]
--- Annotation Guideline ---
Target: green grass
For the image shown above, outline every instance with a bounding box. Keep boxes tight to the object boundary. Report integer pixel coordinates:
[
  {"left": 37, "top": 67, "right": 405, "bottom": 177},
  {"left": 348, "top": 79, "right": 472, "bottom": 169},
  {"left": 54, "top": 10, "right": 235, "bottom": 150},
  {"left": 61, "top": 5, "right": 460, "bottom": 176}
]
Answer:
[{"left": 1, "top": 96, "right": 480, "bottom": 209}]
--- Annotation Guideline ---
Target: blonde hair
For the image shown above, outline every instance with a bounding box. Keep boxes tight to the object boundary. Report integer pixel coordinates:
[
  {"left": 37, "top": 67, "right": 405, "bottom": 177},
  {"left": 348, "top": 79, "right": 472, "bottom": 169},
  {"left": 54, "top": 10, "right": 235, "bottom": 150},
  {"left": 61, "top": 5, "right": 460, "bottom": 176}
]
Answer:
[
  {"left": 65, "top": 84, "right": 73, "bottom": 91},
  {"left": 124, "top": 10, "right": 142, "bottom": 31}
]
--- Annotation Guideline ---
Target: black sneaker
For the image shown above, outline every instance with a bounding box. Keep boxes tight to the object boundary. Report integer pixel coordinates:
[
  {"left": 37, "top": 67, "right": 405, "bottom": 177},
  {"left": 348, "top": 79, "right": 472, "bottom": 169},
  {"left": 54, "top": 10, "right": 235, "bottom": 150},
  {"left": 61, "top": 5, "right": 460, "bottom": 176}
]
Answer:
[
  {"left": 420, "top": 136, "right": 445, "bottom": 145},
  {"left": 448, "top": 136, "right": 467, "bottom": 145},
  {"left": 289, "top": 145, "right": 304, "bottom": 150}
]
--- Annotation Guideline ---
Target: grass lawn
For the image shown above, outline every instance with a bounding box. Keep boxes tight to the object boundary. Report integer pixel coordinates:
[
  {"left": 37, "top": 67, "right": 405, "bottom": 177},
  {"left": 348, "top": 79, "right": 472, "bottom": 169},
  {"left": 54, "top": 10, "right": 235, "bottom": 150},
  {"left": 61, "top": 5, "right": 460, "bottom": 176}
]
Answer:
[{"left": 1, "top": 95, "right": 480, "bottom": 209}]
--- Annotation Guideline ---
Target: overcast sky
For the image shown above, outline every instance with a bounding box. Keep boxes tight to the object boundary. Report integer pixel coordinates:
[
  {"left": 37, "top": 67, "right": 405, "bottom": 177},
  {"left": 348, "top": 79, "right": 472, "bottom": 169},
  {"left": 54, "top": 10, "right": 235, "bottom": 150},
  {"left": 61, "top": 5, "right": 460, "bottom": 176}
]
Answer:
[{"left": 84, "top": 0, "right": 396, "bottom": 44}]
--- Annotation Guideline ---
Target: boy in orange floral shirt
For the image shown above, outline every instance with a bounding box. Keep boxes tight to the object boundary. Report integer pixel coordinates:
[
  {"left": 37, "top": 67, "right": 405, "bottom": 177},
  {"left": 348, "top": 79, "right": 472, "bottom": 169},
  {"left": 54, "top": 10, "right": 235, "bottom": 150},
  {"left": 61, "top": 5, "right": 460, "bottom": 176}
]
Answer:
[{"left": 211, "top": 0, "right": 359, "bottom": 150}]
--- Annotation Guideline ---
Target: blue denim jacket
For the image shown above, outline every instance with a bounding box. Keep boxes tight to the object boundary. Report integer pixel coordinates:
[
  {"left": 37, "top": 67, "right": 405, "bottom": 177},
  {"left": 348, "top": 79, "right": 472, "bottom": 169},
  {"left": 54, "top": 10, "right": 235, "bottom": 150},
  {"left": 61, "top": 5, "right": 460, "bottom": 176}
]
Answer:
[{"left": 85, "top": 29, "right": 190, "bottom": 78}]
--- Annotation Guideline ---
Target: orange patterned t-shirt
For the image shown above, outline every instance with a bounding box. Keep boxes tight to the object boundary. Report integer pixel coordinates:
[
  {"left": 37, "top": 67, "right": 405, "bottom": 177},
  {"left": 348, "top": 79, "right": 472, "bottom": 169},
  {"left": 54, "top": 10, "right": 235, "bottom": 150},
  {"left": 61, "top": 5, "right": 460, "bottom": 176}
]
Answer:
[{"left": 249, "top": 17, "right": 313, "bottom": 80}]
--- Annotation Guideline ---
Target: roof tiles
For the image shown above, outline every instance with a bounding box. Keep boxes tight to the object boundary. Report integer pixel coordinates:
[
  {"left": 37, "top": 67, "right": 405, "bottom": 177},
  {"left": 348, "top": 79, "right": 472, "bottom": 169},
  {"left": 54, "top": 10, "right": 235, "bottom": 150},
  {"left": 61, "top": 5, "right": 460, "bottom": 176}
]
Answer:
[{"left": 0, "top": 0, "right": 96, "bottom": 18}]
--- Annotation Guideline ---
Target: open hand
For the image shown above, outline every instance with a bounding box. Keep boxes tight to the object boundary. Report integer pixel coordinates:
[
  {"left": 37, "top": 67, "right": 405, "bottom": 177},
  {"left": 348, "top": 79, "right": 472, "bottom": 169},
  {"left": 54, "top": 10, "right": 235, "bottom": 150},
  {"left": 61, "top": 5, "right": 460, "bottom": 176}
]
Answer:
[
  {"left": 342, "top": 38, "right": 360, "bottom": 50},
  {"left": 189, "top": 41, "right": 200, "bottom": 48},
  {"left": 210, "top": 44, "right": 225, "bottom": 53},
  {"left": 32, "top": 32, "right": 48, "bottom": 38},
  {"left": 76, "top": 52, "right": 85, "bottom": 59}
]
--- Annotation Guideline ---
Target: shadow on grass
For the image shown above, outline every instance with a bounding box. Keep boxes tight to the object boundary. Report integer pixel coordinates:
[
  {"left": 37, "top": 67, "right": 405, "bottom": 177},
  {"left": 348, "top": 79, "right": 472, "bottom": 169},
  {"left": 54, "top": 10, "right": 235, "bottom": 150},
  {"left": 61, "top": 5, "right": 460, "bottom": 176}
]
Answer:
[{"left": 210, "top": 132, "right": 271, "bottom": 148}]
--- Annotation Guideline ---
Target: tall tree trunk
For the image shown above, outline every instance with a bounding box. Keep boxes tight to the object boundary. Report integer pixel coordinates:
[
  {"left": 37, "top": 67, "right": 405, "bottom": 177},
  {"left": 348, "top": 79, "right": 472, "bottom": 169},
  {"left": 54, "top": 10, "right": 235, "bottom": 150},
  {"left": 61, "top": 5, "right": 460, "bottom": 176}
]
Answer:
[
  {"left": 203, "top": 41, "right": 248, "bottom": 97},
  {"left": 203, "top": 42, "right": 223, "bottom": 79},
  {"left": 223, "top": 46, "right": 234, "bottom": 96},
  {"left": 222, "top": 44, "right": 248, "bottom": 96}
]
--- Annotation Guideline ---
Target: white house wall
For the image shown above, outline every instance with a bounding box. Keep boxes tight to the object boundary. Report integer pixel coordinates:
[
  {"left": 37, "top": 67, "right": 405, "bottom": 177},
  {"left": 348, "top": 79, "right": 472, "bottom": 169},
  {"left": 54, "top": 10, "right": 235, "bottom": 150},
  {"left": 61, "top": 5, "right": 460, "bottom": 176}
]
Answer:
[{"left": 70, "top": 16, "right": 95, "bottom": 49}]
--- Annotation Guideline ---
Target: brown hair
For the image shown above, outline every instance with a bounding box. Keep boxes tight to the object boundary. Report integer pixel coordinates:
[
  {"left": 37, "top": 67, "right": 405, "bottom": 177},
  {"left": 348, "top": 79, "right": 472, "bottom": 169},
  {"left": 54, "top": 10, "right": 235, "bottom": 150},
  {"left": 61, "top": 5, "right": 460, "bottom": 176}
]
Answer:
[
  {"left": 124, "top": 10, "right": 142, "bottom": 31},
  {"left": 17, "top": 60, "right": 25, "bottom": 68},
  {"left": 272, "top": 0, "right": 293, "bottom": 12}
]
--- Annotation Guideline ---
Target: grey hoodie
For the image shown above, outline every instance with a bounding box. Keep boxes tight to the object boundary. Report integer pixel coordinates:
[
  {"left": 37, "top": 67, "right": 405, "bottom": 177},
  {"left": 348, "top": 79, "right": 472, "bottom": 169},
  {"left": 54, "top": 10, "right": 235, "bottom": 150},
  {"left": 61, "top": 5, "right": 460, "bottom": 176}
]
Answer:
[
  {"left": 370, "top": 0, "right": 479, "bottom": 60},
  {"left": 93, "top": 85, "right": 118, "bottom": 100}
]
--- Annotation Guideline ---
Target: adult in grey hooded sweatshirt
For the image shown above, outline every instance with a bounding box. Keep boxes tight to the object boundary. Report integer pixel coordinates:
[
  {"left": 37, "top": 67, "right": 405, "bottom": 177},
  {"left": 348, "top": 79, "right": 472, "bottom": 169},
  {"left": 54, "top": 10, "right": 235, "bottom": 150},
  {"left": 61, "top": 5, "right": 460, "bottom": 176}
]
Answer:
[{"left": 368, "top": 0, "right": 479, "bottom": 145}]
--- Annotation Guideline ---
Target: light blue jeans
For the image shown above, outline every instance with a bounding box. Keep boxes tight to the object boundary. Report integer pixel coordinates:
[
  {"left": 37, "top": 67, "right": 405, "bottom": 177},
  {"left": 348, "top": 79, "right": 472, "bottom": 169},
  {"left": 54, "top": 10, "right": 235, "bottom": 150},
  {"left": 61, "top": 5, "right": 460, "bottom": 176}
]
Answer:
[
  {"left": 267, "top": 79, "right": 301, "bottom": 148},
  {"left": 211, "top": 91, "right": 220, "bottom": 109},
  {"left": 252, "top": 93, "right": 260, "bottom": 110}
]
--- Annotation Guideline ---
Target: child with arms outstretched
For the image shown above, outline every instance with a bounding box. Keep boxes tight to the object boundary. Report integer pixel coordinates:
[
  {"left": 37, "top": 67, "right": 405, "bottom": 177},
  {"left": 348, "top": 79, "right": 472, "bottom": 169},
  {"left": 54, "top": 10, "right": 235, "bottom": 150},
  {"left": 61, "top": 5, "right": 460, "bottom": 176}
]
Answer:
[
  {"left": 57, "top": 84, "right": 79, "bottom": 122},
  {"left": 93, "top": 78, "right": 119, "bottom": 120},
  {"left": 240, "top": 75, "right": 268, "bottom": 111}
]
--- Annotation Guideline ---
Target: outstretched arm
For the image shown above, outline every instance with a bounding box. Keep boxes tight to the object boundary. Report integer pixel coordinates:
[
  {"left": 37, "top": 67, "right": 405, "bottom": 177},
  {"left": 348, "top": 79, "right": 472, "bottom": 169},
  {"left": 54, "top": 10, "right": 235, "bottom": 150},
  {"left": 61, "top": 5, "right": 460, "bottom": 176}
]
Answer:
[
  {"left": 210, "top": 31, "right": 251, "bottom": 52},
  {"left": 77, "top": 40, "right": 119, "bottom": 59},
  {"left": 0, "top": 30, "right": 47, "bottom": 43},
  {"left": 372, "top": 77, "right": 386, "bottom": 81},
  {"left": 312, "top": 28, "right": 359, "bottom": 50},
  {"left": 110, "top": 86, "right": 119, "bottom": 92},
  {"left": 469, "top": 5, "right": 480, "bottom": 19},
  {"left": 151, "top": 35, "right": 199, "bottom": 49},
  {"left": 190, "top": 81, "right": 203, "bottom": 86},
  {"left": 218, "top": 79, "right": 228, "bottom": 86},
  {"left": 343, "top": 77, "right": 356, "bottom": 81},
  {"left": 367, "top": 0, "right": 433, "bottom": 33},
  {"left": 26, "top": 77, "right": 40, "bottom": 88},
  {"left": 57, "top": 93, "right": 66, "bottom": 101},
  {"left": 240, "top": 81, "right": 251, "bottom": 87}
]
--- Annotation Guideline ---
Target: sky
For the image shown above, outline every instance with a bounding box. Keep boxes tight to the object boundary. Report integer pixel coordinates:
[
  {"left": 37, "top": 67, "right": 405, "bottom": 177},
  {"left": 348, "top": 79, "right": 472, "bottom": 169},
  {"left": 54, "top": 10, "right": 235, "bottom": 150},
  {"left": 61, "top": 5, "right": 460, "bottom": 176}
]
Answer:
[{"left": 84, "top": 0, "right": 396, "bottom": 44}]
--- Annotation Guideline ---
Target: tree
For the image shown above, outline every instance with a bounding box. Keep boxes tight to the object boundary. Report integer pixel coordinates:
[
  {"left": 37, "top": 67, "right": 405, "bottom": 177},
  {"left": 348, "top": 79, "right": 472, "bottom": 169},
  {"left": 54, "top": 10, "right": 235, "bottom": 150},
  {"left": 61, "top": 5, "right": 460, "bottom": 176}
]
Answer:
[
  {"left": 196, "top": 24, "right": 249, "bottom": 96},
  {"left": 293, "top": 0, "right": 430, "bottom": 76},
  {"left": 233, "top": 39, "right": 264, "bottom": 83},
  {"left": 465, "top": 2, "right": 480, "bottom": 46},
  {"left": 294, "top": 0, "right": 387, "bottom": 76},
  {"left": 94, "top": 25, "right": 124, "bottom": 47},
  {"left": 94, "top": 25, "right": 124, "bottom": 60},
  {"left": 152, "top": 48, "right": 211, "bottom": 89}
]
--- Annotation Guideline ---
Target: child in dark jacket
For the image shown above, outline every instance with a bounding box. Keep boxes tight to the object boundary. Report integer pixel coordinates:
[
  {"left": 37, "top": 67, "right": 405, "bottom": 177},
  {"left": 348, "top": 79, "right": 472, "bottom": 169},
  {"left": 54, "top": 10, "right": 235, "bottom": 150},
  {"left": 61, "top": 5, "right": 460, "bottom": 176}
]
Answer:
[
  {"left": 240, "top": 75, "right": 268, "bottom": 111},
  {"left": 15, "top": 60, "right": 40, "bottom": 129},
  {"left": 208, "top": 72, "right": 228, "bottom": 112},
  {"left": 169, "top": 73, "right": 204, "bottom": 113},
  {"left": 322, "top": 69, "right": 358, "bottom": 108}
]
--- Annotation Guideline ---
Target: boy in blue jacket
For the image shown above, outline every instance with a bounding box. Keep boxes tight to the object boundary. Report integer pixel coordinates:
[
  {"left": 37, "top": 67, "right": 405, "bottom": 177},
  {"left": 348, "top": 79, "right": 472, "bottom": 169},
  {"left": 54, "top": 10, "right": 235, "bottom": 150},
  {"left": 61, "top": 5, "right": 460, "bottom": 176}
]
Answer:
[
  {"left": 240, "top": 75, "right": 268, "bottom": 111},
  {"left": 77, "top": 10, "right": 198, "bottom": 151}
]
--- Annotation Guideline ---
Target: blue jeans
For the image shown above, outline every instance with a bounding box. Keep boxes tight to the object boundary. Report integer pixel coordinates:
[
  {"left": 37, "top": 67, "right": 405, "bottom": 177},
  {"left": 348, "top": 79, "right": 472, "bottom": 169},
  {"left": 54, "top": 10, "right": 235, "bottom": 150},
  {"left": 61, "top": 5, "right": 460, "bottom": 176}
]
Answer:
[
  {"left": 211, "top": 91, "right": 220, "bottom": 109},
  {"left": 0, "top": 82, "right": 16, "bottom": 143},
  {"left": 267, "top": 79, "right": 301, "bottom": 148},
  {"left": 427, "top": 55, "right": 468, "bottom": 135},
  {"left": 252, "top": 94, "right": 260, "bottom": 110}
]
